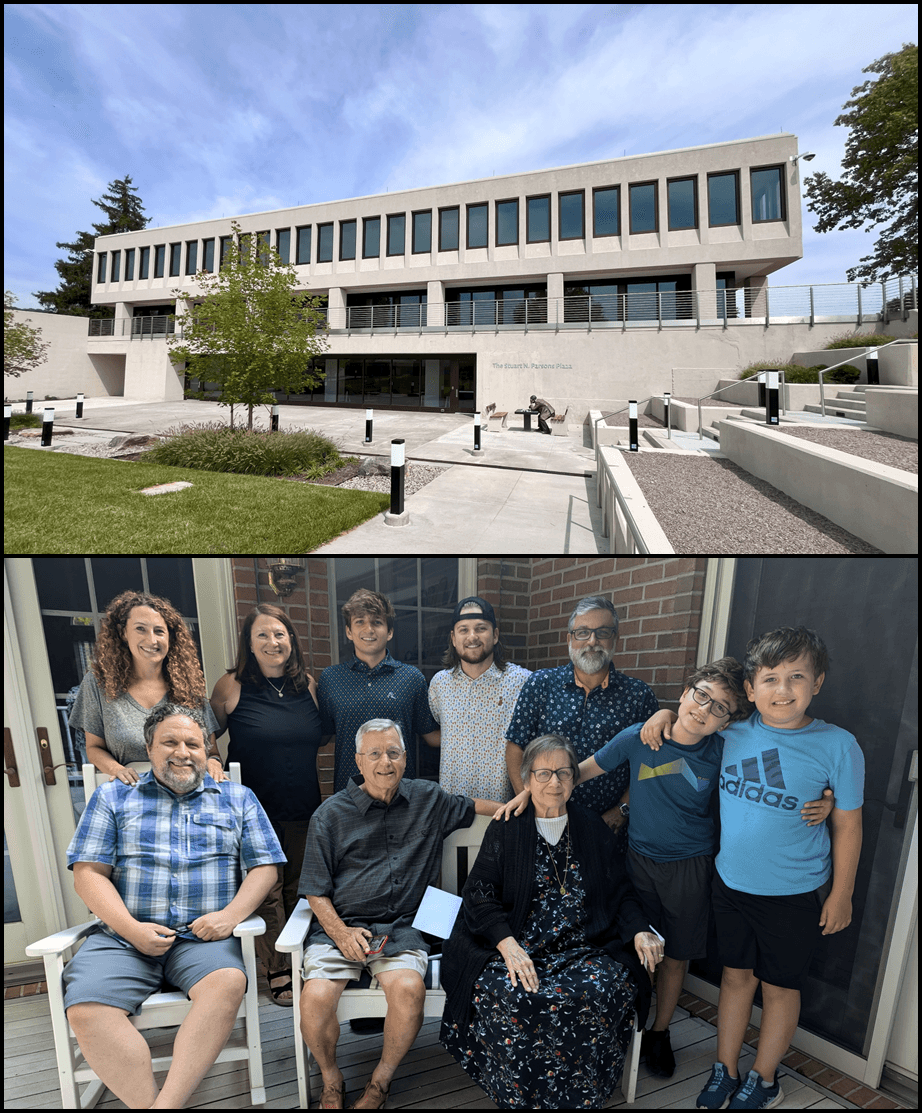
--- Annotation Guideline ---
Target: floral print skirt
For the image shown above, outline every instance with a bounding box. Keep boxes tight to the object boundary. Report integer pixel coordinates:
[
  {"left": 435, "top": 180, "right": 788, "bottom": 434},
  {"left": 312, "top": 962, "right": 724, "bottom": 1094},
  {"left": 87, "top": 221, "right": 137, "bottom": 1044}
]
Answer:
[{"left": 441, "top": 840, "right": 637, "bottom": 1109}]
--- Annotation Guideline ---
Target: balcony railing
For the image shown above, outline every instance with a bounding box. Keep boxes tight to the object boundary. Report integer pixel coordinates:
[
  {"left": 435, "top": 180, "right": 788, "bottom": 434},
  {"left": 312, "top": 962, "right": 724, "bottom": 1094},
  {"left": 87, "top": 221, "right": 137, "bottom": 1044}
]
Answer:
[{"left": 87, "top": 277, "right": 917, "bottom": 338}]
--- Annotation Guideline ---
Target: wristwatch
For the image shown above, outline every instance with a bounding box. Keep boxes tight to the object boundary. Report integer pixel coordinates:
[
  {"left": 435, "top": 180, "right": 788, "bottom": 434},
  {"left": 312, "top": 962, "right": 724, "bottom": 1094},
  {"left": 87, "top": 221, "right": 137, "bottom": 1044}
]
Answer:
[{"left": 619, "top": 802, "right": 630, "bottom": 818}]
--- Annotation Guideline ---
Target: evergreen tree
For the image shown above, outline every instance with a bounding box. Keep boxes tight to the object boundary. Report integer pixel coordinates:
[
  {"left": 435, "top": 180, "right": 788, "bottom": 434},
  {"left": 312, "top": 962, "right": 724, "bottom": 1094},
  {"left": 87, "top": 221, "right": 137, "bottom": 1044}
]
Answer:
[
  {"left": 804, "top": 44, "right": 918, "bottom": 283},
  {"left": 33, "top": 174, "right": 149, "bottom": 317}
]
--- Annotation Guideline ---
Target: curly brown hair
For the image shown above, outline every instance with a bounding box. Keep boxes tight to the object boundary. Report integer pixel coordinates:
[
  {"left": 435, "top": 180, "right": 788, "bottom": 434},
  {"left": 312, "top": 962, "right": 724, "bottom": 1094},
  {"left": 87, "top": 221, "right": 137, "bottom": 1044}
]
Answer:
[
  {"left": 683, "top": 656, "right": 751, "bottom": 723},
  {"left": 230, "top": 604, "right": 312, "bottom": 692},
  {"left": 91, "top": 591, "right": 208, "bottom": 706}
]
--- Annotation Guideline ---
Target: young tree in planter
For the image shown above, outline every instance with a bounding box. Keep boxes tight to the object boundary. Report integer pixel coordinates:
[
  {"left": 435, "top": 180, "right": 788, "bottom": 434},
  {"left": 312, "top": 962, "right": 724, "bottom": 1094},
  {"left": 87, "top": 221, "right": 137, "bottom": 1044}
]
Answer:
[
  {"left": 168, "top": 222, "right": 329, "bottom": 430},
  {"left": 5, "top": 291, "right": 51, "bottom": 379}
]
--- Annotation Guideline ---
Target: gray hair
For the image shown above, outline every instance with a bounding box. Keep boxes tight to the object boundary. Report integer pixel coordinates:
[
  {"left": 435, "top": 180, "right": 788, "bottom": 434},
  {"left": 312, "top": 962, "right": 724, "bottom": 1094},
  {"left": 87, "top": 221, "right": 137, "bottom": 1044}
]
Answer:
[
  {"left": 520, "top": 733, "right": 581, "bottom": 786},
  {"left": 355, "top": 718, "right": 405, "bottom": 753},
  {"left": 143, "top": 703, "right": 209, "bottom": 748},
  {"left": 568, "top": 595, "right": 619, "bottom": 639}
]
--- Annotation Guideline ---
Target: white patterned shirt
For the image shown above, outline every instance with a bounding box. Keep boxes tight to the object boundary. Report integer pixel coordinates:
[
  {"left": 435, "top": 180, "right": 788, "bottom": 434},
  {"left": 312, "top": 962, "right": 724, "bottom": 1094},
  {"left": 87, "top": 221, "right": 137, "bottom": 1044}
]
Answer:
[{"left": 428, "top": 661, "right": 532, "bottom": 801}]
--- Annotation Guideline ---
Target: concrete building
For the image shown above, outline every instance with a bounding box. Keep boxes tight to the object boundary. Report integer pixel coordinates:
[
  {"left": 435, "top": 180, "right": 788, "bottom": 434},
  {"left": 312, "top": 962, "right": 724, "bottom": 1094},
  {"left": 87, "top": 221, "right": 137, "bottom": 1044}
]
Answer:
[{"left": 81, "top": 133, "right": 833, "bottom": 417}]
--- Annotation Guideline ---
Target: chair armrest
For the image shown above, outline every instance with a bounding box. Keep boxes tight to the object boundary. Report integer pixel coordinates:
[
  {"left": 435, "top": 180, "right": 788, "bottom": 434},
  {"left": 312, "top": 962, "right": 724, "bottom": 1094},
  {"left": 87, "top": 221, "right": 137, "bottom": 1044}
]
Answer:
[
  {"left": 275, "top": 897, "right": 314, "bottom": 954},
  {"left": 26, "top": 918, "right": 101, "bottom": 957},
  {"left": 233, "top": 914, "right": 266, "bottom": 938}
]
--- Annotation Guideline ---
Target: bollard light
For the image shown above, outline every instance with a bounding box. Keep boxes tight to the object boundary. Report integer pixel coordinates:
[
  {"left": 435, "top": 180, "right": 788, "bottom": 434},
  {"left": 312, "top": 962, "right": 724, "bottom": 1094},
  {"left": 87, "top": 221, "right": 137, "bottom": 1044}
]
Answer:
[
  {"left": 76, "top": 392, "right": 85, "bottom": 419},
  {"left": 26, "top": 391, "right": 34, "bottom": 415},
  {"left": 41, "top": 406, "right": 55, "bottom": 447},
  {"left": 473, "top": 411, "right": 482, "bottom": 454},
  {"left": 629, "top": 400, "right": 638, "bottom": 452},
  {"left": 390, "top": 438, "right": 405, "bottom": 516},
  {"left": 270, "top": 404, "right": 279, "bottom": 432},
  {"left": 364, "top": 408, "right": 373, "bottom": 444},
  {"left": 663, "top": 392, "right": 671, "bottom": 440},
  {"left": 766, "top": 370, "right": 779, "bottom": 426},
  {"left": 4, "top": 403, "right": 11, "bottom": 441}
]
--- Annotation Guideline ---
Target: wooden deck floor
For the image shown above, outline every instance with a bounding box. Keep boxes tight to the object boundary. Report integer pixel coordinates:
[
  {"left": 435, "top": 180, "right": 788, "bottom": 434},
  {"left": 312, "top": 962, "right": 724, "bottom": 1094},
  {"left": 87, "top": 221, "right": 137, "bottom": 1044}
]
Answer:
[{"left": 5, "top": 989, "right": 852, "bottom": 1110}]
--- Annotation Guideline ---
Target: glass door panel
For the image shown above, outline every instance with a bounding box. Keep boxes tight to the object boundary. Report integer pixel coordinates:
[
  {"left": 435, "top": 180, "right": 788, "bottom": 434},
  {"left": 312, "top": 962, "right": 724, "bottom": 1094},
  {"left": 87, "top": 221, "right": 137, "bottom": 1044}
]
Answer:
[{"left": 364, "top": 359, "right": 391, "bottom": 405}]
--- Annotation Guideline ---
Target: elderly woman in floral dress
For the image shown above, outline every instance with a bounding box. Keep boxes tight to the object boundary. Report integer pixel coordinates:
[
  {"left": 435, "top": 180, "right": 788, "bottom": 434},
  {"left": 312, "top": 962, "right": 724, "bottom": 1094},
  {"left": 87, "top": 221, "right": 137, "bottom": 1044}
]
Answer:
[{"left": 440, "top": 733, "right": 663, "bottom": 1110}]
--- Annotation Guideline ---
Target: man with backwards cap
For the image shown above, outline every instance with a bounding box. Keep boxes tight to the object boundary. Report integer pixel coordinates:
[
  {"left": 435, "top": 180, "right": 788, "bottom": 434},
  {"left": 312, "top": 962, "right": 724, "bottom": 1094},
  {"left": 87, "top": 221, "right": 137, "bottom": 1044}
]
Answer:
[
  {"left": 427, "top": 598, "right": 531, "bottom": 801},
  {"left": 527, "top": 394, "right": 555, "bottom": 435}
]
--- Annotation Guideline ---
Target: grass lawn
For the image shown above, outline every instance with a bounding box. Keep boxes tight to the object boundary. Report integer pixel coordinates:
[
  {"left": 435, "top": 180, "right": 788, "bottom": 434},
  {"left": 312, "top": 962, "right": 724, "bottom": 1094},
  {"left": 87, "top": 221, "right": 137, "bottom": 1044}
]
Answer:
[{"left": 4, "top": 448, "right": 390, "bottom": 554}]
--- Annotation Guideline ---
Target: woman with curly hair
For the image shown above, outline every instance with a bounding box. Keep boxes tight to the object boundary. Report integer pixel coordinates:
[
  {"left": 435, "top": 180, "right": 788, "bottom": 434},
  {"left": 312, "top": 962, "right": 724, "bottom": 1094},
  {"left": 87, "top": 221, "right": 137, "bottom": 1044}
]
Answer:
[
  {"left": 69, "top": 591, "right": 222, "bottom": 786},
  {"left": 210, "top": 604, "right": 323, "bottom": 1005}
]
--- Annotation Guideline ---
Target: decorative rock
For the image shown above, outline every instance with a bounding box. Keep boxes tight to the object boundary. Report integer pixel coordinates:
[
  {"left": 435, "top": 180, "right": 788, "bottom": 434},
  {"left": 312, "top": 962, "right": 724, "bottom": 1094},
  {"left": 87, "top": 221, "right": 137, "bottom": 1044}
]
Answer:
[
  {"left": 121, "top": 434, "right": 161, "bottom": 448},
  {"left": 140, "top": 481, "right": 193, "bottom": 496},
  {"left": 108, "top": 434, "right": 131, "bottom": 449},
  {"left": 357, "top": 456, "right": 389, "bottom": 476}
]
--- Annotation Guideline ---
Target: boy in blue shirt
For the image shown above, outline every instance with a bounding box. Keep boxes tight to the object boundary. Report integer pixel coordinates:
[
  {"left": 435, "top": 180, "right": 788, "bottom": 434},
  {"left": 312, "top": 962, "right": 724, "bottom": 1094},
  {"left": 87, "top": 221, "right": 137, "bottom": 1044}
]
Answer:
[
  {"left": 496, "top": 656, "right": 833, "bottom": 1084},
  {"left": 641, "top": 627, "right": 864, "bottom": 1110}
]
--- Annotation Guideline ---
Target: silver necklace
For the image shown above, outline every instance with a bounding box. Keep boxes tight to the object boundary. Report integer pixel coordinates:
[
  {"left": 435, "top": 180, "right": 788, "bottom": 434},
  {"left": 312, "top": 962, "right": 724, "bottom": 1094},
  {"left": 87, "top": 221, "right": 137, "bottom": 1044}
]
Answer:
[
  {"left": 265, "top": 675, "right": 286, "bottom": 698},
  {"left": 541, "top": 820, "right": 571, "bottom": 895}
]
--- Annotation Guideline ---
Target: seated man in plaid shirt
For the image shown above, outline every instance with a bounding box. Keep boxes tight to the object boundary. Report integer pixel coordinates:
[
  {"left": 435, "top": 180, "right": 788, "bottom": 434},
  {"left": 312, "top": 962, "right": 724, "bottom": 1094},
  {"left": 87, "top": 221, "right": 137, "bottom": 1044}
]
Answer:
[{"left": 63, "top": 703, "right": 285, "bottom": 1110}]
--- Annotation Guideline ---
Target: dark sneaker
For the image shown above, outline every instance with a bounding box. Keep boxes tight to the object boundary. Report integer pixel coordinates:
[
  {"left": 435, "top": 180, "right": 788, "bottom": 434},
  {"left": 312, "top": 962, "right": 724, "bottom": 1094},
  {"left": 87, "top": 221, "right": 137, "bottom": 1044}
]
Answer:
[
  {"left": 728, "top": 1068, "right": 783, "bottom": 1109},
  {"left": 696, "top": 1062, "right": 741, "bottom": 1109},
  {"left": 642, "top": 1028, "right": 676, "bottom": 1077}
]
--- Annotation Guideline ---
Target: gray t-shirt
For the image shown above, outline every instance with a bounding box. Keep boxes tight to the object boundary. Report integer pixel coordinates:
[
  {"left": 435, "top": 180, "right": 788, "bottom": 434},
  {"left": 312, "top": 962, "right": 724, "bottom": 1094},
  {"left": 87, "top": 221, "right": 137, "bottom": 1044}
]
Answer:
[{"left": 69, "top": 671, "right": 219, "bottom": 765}]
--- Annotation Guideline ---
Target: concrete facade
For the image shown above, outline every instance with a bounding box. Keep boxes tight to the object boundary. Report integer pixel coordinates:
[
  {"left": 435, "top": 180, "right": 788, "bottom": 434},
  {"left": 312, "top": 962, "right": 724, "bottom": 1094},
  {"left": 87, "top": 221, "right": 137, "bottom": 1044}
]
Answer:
[
  {"left": 85, "top": 134, "right": 818, "bottom": 416},
  {"left": 5, "top": 310, "right": 119, "bottom": 401}
]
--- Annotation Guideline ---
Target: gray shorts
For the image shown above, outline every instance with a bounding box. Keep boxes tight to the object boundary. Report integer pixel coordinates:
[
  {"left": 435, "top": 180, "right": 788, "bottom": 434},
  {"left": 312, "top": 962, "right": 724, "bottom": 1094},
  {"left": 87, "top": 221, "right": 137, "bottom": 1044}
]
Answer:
[
  {"left": 302, "top": 941, "right": 427, "bottom": 985},
  {"left": 62, "top": 928, "right": 247, "bottom": 1016},
  {"left": 627, "top": 848, "right": 714, "bottom": 961}
]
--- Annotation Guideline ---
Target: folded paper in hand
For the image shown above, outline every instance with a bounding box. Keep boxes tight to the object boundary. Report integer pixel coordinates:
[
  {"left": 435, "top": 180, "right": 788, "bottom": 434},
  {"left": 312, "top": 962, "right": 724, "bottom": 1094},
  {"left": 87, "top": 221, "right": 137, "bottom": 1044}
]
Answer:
[{"left": 412, "top": 886, "right": 463, "bottom": 939}]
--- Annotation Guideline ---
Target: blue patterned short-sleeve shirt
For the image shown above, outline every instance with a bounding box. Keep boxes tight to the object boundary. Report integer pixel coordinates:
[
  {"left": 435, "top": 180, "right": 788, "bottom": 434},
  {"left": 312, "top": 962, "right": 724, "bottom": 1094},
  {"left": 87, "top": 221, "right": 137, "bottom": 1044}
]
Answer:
[{"left": 507, "top": 662, "right": 660, "bottom": 815}]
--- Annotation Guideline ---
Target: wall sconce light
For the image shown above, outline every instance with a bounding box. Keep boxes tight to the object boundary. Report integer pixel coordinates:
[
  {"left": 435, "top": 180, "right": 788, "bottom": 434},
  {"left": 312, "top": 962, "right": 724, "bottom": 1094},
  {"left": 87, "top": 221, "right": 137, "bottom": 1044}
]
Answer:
[
  {"left": 790, "top": 152, "right": 816, "bottom": 163},
  {"left": 267, "top": 558, "right": 303, "bottom": 597}
]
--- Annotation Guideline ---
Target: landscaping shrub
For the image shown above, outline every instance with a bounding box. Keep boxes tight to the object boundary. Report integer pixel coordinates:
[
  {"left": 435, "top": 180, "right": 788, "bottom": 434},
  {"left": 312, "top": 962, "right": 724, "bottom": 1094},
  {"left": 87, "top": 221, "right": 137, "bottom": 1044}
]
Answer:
[
  {"left": 738, "top": 362, "right": 861, "bottom": 385},
  {"left": 143, "top": 422, "right": 354, "bottom": 478},
  {"left": 9, "top": 412, "right": 42, "bottom": 429},
  {"left": 823, "top": 330, "right": 892, "bottom": 350}
]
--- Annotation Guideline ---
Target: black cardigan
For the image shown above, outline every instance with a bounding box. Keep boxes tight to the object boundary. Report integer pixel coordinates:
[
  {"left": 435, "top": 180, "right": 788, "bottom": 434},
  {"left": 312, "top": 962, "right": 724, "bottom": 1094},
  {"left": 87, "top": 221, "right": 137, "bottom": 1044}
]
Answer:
[{"left": 441, "top": 803, "right": 652, "bottom": 1031}]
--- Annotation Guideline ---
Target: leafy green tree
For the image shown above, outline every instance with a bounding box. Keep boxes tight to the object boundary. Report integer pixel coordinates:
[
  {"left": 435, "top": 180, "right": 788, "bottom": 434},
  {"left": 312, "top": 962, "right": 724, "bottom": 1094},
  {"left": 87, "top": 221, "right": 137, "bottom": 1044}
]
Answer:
[
  {"left": 4, "top": 291, "right": 50, "bottom": 379},
  {"left": 803, "top": 43, "right": 918, "bottom": 283},
  {"left": 33, "top": 174, "right": 149, "bottom": 317},
  {"left": 168, "top": 222, "right": 329, "bottom": 430}
]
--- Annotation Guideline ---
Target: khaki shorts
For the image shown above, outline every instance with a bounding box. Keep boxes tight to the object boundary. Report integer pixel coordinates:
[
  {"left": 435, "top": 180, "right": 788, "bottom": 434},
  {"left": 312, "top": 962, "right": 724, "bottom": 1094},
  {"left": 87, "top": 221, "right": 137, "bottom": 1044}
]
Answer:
[{"left": 302, "top": 942, "right": 427, "bottom": 985}]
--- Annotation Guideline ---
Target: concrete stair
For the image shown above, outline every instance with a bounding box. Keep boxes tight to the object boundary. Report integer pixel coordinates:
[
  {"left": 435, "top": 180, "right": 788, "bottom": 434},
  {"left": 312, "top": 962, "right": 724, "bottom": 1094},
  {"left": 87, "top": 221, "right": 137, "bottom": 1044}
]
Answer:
[{"left": 804, "top": 384, "right": 867, "bottom": 419}]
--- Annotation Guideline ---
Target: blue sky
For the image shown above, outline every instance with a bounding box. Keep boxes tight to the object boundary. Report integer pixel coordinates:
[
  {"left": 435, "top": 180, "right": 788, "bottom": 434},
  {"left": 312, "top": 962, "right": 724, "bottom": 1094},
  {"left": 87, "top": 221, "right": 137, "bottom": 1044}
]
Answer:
[{"left": 4, "top": 4, "right": 917, "bottom": 310}]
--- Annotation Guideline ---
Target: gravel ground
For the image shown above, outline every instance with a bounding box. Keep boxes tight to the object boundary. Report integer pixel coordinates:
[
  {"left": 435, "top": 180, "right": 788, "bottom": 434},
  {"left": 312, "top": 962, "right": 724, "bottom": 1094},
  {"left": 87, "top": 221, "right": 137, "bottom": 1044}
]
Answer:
[
  {"left": 620, "top": 452, "right": 882, "bottom": 554},
  {"left": 335, "top": 463, "right": 448, "bottom": 494},
  {"left": 772, "top": 426, "right": 918, "bottom": 474},
  {"left": 673, "top": 396, "right": 741, "bottom": 407},
  {"left": 604, "top": 412, "right": 665, "bottom": 427}
]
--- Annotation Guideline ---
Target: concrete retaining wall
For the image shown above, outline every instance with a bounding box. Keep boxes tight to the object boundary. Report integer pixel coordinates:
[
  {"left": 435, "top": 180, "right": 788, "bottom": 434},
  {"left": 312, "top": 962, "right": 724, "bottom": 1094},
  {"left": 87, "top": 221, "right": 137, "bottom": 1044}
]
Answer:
[
  {"left": 879, "top": 343, "right": 917, "bottom": 386},
  {"left": 596, "top": 444, "right": 674, "bottom": 553},
  {"left": 6, "top": 310, "right": 119, "bottom": 401},
  {"left": 864, "top": 387, "right": 919, "bottom": 439},
  {"left": 718, "top": 417, "right": 918, "bottom": 554},
  {"left": 713, "top": 378, "right": 859, "bottom": 410}
]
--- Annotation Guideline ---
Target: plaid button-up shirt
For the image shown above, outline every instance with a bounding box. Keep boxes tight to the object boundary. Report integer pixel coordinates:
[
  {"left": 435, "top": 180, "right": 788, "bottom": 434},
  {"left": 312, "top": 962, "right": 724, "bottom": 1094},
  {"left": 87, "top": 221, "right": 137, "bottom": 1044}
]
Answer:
[{"left": 66, "top": 771, "right": 286, "bottom": 943}]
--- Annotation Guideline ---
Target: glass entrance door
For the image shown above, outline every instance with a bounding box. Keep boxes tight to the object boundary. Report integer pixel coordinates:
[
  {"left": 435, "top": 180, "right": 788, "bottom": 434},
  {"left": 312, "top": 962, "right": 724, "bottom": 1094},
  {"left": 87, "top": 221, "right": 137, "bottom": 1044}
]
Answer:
[{"left": 694, "top": 557, "right": 918, "bottom": 1084}]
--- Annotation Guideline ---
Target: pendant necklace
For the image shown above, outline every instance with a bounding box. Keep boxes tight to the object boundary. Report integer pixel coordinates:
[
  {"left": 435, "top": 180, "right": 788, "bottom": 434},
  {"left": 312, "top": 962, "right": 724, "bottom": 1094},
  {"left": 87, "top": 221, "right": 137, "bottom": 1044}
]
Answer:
[
  {"left": 265, "top": 675, "right": 286, "bottom": 698},
  {"left": 541, "top": 821, "right": 571, "bottom": 895}
]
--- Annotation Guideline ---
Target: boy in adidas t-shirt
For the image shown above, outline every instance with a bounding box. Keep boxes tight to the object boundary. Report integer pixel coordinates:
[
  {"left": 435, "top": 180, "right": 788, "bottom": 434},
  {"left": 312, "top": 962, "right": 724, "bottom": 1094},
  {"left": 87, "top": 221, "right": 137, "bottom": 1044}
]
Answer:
[{"left": 641, "top": 627, "right": 864, "bottom": 1111}]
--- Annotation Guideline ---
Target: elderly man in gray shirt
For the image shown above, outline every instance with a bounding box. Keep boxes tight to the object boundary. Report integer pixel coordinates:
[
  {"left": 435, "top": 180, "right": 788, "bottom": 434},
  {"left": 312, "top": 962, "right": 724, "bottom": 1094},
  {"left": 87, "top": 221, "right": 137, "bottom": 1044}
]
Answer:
[{"left": 297, "top": 718, "right": 502, "bottom": 1110}]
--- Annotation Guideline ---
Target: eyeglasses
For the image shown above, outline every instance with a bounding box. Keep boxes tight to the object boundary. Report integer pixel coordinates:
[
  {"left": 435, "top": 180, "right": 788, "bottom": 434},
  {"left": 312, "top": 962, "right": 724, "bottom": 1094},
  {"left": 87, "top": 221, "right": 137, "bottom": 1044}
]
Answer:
[
  {"left": 570, "top": 626, "right": 616, "bottom": 642},
  {"left": 690, "top": 686, "right": 731, "bottom": 719},
  {"left": 359, "top": 748, "right": 405, "bottom": 762},
  {"left": 531, "top": 767, "right": 575, "bottom": 783}
]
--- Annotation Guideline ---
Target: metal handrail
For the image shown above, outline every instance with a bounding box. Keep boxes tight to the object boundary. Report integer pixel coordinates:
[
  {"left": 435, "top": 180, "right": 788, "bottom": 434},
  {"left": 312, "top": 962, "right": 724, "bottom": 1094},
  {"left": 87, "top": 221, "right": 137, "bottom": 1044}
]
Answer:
[
  {"left": 817, "top": 338, "right": 917, "bottom": 416},
  {"left": 696, "top": 372, "right": 786, "bottom": 440}
]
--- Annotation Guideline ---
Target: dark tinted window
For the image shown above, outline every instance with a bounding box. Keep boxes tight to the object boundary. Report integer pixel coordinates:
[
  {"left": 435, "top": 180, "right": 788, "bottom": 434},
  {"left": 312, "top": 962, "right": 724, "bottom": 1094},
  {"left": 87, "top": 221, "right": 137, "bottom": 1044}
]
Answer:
[
  {"left": 629, "top": 183, "right": 657, "bottom": 233},
  {"left": 593, "top": 187, "right": 619, "bottom": 236},
  {"left": 708, "top": 172, "right": 739, "bottom": 225},
  {"left": 559, "top": 191, "right": 584, "bottom": 239},
  {"left": 318, "top": 223, "right": 333, "bottom": 263},
  {"left": 340, "top": 220, "right": 356, "bottom": 260},
  {"left": 363, "top": 217, "right": 380, "bottom": 258},
  {"left": 667, "top": 179, "right": 696, "bottom": 229},
  {"left": 496, "top": 200, "right": 518, "bottom": 245},
  {"left": 751, "top": 167, "right": 783, "bottom": 221},
  {"left": 526, "top": 196, "right": 550, "bottom": 242},
  {"left": 467, "top": 204, "right": 487, "bottom": 248},
  {"left": 439, "top": 208, "right": 459, "bottom": 250},
  {"left": 412, "top": 211, "right": 431, "bottom": 253},
  {"left": 387, "top": 214, "right": 405, "bottom": 256}
]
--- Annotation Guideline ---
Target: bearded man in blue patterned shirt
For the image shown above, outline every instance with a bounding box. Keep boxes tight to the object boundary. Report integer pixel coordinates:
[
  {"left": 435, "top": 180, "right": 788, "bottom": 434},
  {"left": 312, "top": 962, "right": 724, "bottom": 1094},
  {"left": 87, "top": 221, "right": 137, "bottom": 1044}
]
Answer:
[
  {"left": 505, "top": 595, "right": 659, "bottom": 855},
  {"left": 62, "top": 703, "right": 285, "bottom": 1109}
]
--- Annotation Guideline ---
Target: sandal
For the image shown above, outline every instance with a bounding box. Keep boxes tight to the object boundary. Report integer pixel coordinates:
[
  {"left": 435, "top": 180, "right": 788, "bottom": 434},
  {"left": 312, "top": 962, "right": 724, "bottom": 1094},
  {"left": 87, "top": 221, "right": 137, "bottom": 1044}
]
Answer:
[
  {"left": 319, "top": 1079, "right": 346, "bottom": 1109},
  {"left": 267, "top": 969, "right": 294, "bottom": 1007},
  {"left": 350, "top": 1077, "right": 389, "bottom": 1109}
]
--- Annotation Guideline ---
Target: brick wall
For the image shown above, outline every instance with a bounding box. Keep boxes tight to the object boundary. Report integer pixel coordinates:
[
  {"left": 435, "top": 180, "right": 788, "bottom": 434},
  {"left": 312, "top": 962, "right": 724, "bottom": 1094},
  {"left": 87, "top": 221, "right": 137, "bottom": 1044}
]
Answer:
[{"left": 478, "top": 558, "right": 708, "bottom": 709}]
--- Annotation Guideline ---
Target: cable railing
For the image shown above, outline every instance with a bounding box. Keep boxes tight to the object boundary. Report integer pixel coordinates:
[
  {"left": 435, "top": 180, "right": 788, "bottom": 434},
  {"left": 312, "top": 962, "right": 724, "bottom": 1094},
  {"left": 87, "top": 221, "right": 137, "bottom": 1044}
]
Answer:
[
  {"left": 815, "top": 338, "right": 918, "bottom": 417},
  {"left": 87, "top": 276, "right": 917, "bottom": 337}
]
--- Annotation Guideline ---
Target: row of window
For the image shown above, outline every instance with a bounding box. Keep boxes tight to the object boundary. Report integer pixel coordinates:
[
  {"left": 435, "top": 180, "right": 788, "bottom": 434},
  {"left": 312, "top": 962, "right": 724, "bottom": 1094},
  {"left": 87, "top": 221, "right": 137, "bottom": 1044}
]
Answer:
[{"left": 95, "top": 165, "right": 787, "bottom": 284}]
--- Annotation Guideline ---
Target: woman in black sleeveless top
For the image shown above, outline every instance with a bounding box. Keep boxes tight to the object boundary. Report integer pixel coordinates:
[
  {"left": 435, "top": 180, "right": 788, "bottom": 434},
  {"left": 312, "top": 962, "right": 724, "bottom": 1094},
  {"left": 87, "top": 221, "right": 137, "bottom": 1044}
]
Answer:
[{"left": 211, "top": 604, "right": 322, "bottom": 1005}]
